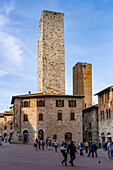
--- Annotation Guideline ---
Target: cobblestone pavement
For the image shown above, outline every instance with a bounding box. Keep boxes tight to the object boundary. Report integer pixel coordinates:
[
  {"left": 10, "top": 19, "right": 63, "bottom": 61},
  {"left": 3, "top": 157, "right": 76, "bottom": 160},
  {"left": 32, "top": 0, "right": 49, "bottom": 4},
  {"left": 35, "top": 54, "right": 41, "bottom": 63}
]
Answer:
[{"left": 0, "top": 143, "right": 113, "bottom": 170}]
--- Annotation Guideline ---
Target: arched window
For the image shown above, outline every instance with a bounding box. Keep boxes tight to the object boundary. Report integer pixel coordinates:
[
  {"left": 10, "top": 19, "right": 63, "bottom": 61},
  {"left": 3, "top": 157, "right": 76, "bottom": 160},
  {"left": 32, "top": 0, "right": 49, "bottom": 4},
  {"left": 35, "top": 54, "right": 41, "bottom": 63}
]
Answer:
[
  {"left": 24, "top": 114, "right": 28, "bottom": 121},
  {"left": 70, "top": 111, "right": 75, "bottom": 120},
  {"left": 37, "top": 100, "right": 45, "bottom": 107},
  {"left": 57, "top": 111, "right": 62, "bottom": 120},
  {"left": 101, "top": 110, "right": 104, "bottom": 120},
  {"left": 39, "top": 114, "right": 43, "bottom": 121},
  {"left": 106, "top": 109, "right": 108, "bottom": 119},
  {"left": 22, "top": 101, "right": 30, "bottom": 107},
  {"left": 107, "top": 132, "right": 111, "bottom": 136},
  {"left": 109, "top": 109, "right": 111, "bottom": 119}
]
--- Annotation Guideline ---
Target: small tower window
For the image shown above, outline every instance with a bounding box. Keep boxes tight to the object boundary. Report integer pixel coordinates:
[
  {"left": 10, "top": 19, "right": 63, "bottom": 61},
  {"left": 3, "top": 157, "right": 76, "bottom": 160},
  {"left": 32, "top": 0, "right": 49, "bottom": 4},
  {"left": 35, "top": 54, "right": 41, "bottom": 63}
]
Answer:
[{"left": 39, "top": 114, "right": 43, "bottom": 121}]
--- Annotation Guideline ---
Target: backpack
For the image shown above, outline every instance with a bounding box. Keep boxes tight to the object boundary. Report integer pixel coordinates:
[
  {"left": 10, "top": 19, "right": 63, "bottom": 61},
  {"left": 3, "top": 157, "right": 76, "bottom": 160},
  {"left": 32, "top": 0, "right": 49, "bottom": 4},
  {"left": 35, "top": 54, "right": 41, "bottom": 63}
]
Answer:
[{"left": 81, "top": 143, "right": 83, "bottom": 148}]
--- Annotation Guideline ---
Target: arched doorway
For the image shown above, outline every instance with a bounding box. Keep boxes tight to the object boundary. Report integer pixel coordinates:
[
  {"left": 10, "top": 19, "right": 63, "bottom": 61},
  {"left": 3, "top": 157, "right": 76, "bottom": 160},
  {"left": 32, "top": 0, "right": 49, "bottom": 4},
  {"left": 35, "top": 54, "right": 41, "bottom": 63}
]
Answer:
[
  {"left": 38, "top": 129, "right": 44, "bottom": 140},
  {"left": 65, "top": 132, "right": 72, "bottom": 143},
  {"left": 23, "top": 130, "right": 29, "bottom": 143},
  {"left": 107, "top": 132, "right": 112, "bottom": 141},
  {"left": 101, "top": 132, "right": 105, "bottom": 143}
]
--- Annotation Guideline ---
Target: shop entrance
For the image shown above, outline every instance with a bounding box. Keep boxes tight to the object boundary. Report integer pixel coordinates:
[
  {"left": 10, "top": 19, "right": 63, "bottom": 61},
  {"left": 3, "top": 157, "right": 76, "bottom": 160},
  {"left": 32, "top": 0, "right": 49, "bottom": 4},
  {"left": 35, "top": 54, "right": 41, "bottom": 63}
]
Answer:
[
  {"left": 65, "top": 132, "right": 72, "bottom": 143},
  {"left": 23, "top": 130, "right": 29, "bottom": 143},
  {"left": 38, "top": 129, "right": 44, "bottom": 140}
]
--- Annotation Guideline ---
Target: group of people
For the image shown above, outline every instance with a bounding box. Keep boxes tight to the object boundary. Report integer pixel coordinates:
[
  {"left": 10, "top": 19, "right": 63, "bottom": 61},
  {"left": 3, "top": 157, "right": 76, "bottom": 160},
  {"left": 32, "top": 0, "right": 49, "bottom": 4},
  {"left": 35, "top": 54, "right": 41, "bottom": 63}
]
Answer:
[
  {"left": 34, "top": 138, "right": 58, "bottom": 152},
  {"left": 60, "top": 140, "right": 98, "bottom": 166},
  {"left": 34, "top": 138, "right": 45, "bottom": 151},
  {"left": 33, "top": 138, "right": 113, "bottom": 166}
]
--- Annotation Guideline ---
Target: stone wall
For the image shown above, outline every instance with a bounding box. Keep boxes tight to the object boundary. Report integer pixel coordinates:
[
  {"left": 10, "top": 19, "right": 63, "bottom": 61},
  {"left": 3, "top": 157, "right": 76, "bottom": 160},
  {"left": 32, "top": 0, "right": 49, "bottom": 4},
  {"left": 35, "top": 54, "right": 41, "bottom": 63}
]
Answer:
[
  {"left": 97, "top": 87, "right": 113, "bottom": 143},
  {"left": 37, "top": 10, "right": 65, "bottom": 94},
  {"left": 83, "top": 106, "right": 98, "bottom": 144},
  {"left": 12, "top": 95, "right": 84, "bottom": 145}
]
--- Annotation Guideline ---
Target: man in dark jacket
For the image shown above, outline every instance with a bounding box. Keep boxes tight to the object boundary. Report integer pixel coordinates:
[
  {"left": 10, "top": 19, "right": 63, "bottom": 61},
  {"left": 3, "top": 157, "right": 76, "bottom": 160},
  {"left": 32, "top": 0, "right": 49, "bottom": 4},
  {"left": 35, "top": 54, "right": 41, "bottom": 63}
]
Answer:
[
  {"left": 67, "top": 141, "right": 76, "bottom": 166},
  {"left": 88, "top": 142, "right": 94, "bottom": 157},
  {"left": 94, "top": 142, "right": 98, "bottom": 157}
]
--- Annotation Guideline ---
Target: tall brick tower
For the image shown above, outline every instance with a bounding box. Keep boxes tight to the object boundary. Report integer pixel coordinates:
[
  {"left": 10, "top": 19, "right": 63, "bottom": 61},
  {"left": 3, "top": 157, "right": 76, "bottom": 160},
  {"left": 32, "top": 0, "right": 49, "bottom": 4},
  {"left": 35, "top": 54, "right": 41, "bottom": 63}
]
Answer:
[
  {"left": 37, "top": 10, "right": 65, "bottom": 94},
  {"left": 73, "top": 62, "right": 92, "bottom": 108}
]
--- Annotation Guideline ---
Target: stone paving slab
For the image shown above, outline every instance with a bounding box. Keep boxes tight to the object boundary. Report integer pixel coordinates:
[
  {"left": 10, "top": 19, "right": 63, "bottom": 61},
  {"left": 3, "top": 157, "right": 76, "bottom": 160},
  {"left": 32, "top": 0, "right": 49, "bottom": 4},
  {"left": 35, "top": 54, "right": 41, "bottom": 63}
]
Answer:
[{"left": 0, "top": 143, "right": 113, "bottom": 170}]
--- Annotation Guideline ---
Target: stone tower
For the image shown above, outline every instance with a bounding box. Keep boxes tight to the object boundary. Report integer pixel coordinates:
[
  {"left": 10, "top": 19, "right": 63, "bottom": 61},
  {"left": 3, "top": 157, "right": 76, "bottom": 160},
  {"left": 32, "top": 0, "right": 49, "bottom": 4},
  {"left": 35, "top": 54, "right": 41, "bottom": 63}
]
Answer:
[
  {"left": 37, "top": 10, "right": 65, "bottom": 94},
  {"left": 73, "top": 62, "right": 92, "bottom": 108}
]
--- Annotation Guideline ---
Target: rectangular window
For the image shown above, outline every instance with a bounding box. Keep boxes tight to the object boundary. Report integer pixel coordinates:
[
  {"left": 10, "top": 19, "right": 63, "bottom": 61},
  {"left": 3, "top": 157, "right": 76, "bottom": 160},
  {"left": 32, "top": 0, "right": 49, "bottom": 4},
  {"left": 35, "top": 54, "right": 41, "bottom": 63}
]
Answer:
[
  {"left": 68, "top": 100, "right": 76, "bottom": 107},
  {"left": 70, "top": 112, "right": 75, "bottom": 120},
  {"left": 56, "top": 100, "right": 64, "bottom": 107},
  {"left": 37, "top": 100, "right": 45, "bottom": 107},
  {"left": 58, "top": 112, "right": 62, "bottom": 120}
]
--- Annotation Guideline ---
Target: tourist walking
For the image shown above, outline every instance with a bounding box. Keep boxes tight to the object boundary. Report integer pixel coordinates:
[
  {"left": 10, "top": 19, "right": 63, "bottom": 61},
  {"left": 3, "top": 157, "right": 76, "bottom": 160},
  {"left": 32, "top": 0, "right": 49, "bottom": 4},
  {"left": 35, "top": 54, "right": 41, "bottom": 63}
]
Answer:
[
  {"left": 107, "top": 140, "right": 111, "bottom": 159},
  {"left": 110, "top": 142, "right": 113, "bottom": 158},
  {"left": 79, "top": 141, "right": 84, "bottom": 156},
  {"left": 94, "top": 142, "right": 98, "bottom": 157},
  {"left": 61, "top": 141, "right": 65, "bottom": 147},
  {"left": 42, "top": 140, "right": 45, "bottom": 150},
  {"left": 54, "top": 140, "right": 58, "bottom": 152},
  {"left": 49, "top": 140, "right": 52, "bottom": 150},
  {"left": 38, "top": 140, "right": 41, "bottom": 149},
  {"left": 73, "top": 141, "right": 77, "bottom": 154},
  {"left": 61, "top": 142, "right": 67, "bottom": 166},
  {"left": 88, "top": 142, "right": 94, "bottom": 157},
  {"left": 34, "top": 138, "right": 38, "bottom": 151},
  {"left": 67, "top": 141, "right": 76, "bottom": 166},
  {"left": 84, "top": 141, "right": 89, "bottom": 153}
]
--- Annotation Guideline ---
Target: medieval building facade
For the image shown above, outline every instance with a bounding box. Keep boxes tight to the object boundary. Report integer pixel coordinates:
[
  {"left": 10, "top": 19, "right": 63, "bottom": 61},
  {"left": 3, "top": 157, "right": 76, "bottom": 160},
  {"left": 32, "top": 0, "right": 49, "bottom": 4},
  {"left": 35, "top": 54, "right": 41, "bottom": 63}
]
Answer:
[
  {"left": 95, "top": 86, "right": 113, "bottom": 143},
  {"left": 10, "top": 10, "right": 89, "bottom": 145}
]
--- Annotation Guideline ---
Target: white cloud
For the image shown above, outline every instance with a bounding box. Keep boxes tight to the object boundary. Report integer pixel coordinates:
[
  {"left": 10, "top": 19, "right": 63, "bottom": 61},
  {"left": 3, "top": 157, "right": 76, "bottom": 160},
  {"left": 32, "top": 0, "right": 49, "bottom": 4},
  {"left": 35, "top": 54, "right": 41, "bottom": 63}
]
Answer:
[
  {"left": 0, "top": 1, "right": 23, "bottom": 69},
  {"left": 0, "top": 31, "right": 23, "bottom": 66},
  {"left": 2, "top": 0, "right": 15, "bottom": 15},
  {"left": 0, "top": 70, "right": 9, "bottom": 77}
]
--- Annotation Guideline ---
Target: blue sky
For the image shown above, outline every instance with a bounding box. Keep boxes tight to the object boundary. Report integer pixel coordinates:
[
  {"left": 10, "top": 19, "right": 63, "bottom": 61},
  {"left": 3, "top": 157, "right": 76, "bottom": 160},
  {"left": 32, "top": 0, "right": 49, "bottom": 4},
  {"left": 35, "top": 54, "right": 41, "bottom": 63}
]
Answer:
[{"left": 0, "top": 0, "right": 113, "bottom": 112}]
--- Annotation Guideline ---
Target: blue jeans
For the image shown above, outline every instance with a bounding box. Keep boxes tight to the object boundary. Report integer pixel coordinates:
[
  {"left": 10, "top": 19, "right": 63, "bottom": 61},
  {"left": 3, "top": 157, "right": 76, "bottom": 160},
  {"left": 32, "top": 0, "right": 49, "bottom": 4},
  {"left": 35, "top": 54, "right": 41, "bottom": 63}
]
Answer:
[{"left": 55, "top": 146, "right": 57, "bottom": 152}]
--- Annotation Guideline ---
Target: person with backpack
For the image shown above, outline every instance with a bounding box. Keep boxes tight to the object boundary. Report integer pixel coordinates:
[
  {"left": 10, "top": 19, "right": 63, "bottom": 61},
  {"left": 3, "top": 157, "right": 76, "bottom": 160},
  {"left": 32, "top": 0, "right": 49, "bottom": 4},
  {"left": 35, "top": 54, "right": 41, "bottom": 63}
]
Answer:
[
  {"left": 79, "top": 141, "right": 84, "bottom": 156},
  {"left": 42, "top": 140, "right": 45, "bottom": 150},
  {"left": 34, "top": 138, "right": 38, "bottom": 151},
  {"left": 88, "top": 142, "right": 94, "bottom": 157}
]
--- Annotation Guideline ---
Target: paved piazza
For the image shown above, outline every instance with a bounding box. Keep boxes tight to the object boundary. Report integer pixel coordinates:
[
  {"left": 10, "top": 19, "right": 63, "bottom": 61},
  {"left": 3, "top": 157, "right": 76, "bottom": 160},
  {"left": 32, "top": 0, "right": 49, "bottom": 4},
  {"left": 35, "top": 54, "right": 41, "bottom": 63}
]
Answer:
[{"left": 0, "top": 143, "right": 113, "bottom": 170}]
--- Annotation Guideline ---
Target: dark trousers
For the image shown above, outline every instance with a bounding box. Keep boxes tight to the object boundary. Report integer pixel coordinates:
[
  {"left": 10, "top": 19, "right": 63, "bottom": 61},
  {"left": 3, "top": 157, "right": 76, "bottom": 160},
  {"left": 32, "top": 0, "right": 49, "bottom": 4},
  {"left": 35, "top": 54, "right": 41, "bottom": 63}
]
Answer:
[
  {"left": 39, "top": 144, "right": 41, "bottom": 149},
  {"left": 42, "top": 145, "right": 44, "bottom": 150},
  {"left": 62, "top": 151, "right": 67, "bottom": 165},
  {"left": 70, "top": 153, "right": 75, "bottom": 165},
  {"left": 80, "top": 149, "right": 84, "bottom": 156},
  {"left": 88, "top": 150, "right": 94, "bottom": 157},
  {"left": 85, "top": 146, "right": 88, "bottom": 153},
  {"left": 94, "top": 150, "right": 97, "bottom": 157},
  {"left": 55, "top": 146, "right": 57, "bottom": 152}
]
